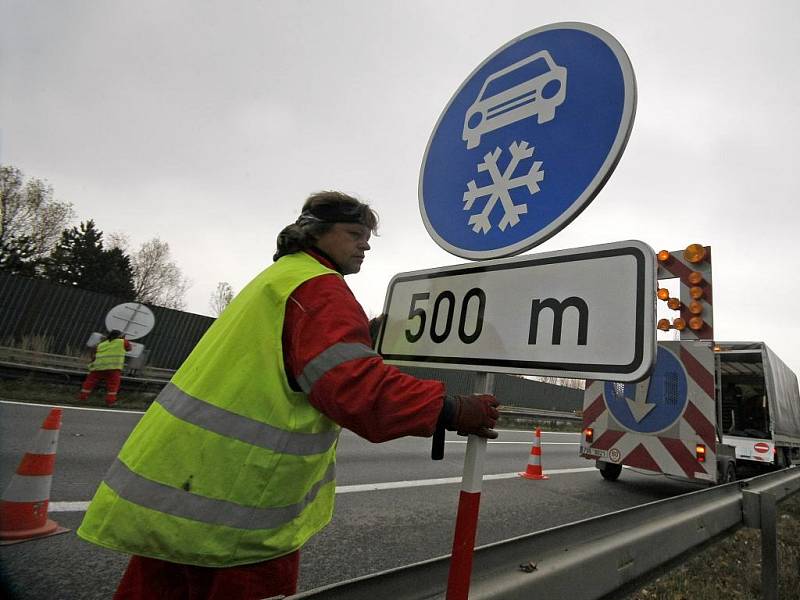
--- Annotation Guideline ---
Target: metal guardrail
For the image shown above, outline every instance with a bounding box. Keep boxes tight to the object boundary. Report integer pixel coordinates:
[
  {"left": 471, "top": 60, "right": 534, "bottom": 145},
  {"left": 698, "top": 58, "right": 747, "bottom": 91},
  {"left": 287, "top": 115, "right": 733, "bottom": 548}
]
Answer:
[
  {"left": 291, "top": 468, "right": 800, "bottom": 600},
  {"left": 0, "top": 346, "right": 174, "bottom": 384}
]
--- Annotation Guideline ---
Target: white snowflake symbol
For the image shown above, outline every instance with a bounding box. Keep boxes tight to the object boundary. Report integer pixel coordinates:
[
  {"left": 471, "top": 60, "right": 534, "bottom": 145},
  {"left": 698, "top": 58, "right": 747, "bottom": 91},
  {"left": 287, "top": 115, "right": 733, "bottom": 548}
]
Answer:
[{"left": 462, "top": 140, "right": 544, "bottom": 234}]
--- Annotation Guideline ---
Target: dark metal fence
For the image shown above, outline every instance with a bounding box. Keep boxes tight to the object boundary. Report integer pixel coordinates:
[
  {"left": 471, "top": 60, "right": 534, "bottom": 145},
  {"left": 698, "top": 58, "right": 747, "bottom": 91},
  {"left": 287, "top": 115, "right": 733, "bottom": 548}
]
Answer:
[
  {"left": 397, "top": 366, "right": 583, "bottom": 412},
  {"left": 0, "top": 271, "right": 585, "bottom": 408},
  {"left": 0, "top": 271, "right": 213, "bottom": 369}
]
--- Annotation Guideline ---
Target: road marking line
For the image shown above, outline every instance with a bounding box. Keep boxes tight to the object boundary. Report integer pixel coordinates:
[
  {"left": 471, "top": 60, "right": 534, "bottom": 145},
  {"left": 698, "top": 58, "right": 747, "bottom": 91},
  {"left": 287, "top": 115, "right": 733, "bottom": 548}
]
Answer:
[
  {"left": 331, "top": 467, "right": 598, "bottom": 494},
  {"left": 0, "top": 399, "right": 144, "bottom": 414},
  {"left": 49, "top": 467, "right": 598, "bottom": 511},
  {"left": 447, "top": 441, "right": 579, "bottom": 445}
]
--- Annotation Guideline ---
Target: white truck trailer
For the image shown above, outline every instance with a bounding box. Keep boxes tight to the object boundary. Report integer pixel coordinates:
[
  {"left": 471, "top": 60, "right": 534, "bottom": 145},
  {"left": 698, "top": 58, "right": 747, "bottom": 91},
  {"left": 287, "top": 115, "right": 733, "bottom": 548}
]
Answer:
[{"left": 580, "top": 340, "right": 800, "bottom": 483}]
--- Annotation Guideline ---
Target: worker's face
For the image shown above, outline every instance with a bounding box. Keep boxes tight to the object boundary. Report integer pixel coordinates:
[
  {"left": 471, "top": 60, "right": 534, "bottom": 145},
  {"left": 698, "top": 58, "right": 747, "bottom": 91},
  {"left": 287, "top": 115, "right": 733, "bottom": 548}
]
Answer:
[{"left": 314, "top": 223, "right": 371, "bottom": 275}]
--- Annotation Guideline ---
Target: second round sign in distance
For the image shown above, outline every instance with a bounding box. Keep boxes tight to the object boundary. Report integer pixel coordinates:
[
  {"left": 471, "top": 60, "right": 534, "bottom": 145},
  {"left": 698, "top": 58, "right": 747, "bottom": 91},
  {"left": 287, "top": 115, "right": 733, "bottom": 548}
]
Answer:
[
  {"left": 105, "top": 302, "right": 155, "bottom": 340},
  {"left": 419, "top": 22, "right": 637, "bottom": 259}
]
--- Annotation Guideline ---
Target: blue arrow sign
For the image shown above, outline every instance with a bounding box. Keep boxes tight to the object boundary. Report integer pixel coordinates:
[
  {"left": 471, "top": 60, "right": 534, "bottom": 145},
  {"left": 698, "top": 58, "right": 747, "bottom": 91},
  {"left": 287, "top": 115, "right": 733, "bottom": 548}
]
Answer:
[
  {"left": 604, "top": 345, "right": 688, "bottom": 433},
  {"left": 419, "top": 23, "right": 636, "bottom": 259}
]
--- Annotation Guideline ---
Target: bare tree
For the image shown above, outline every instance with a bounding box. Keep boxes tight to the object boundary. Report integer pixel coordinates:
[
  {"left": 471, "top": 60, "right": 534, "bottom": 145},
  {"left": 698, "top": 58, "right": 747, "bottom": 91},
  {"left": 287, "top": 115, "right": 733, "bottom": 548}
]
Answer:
[
  {"left": 106, "top": 231, "right": 131, "bottom": 252},
  {"left": 130, "top": 238, "right": 191, "bottom": 310},
  {"left": 1, "top": 165, "right": 75, "bottom": 262},
  {"left": 209, "top": 281, "right": 235, "bottom": 316}
]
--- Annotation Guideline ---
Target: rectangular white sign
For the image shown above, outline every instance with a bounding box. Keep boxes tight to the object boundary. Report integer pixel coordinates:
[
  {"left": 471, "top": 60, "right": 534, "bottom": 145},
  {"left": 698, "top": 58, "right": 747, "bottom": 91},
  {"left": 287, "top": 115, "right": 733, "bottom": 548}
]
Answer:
[{"left": 375, "top": 240, "right": 656, "bottom": 381}]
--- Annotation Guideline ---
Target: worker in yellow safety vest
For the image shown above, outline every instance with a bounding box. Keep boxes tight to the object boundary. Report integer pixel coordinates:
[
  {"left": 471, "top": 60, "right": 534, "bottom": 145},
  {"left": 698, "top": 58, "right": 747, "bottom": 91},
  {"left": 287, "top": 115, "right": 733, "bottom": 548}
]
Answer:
[
  {"left": 78, "top": 329, "right": 131, "bottom": 406},
  {"left": 77, "top": 191, "right": 500, "bottom": 599}
]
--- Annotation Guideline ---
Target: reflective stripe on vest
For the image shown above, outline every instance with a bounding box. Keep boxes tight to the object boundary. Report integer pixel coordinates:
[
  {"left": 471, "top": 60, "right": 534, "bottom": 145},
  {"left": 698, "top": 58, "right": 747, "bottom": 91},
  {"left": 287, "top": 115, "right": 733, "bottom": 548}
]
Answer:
[
  {"left": 157, "top": 382, "right": 339, "bottom": 455},
  {"left": 297, "top": 342, "right": 378, "bottom": 394},
  {"left": 104, "top": 458, "right": 336, "bottom": 530},
  {"left": 90, "top": 338, "right": 126, "bottom": 371}
]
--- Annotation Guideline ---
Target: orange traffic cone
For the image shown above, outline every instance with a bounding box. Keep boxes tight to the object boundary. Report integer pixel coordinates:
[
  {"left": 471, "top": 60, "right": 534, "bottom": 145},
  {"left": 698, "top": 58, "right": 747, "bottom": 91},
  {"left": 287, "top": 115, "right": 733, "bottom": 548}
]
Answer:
[
  {"left": 519, "top": 426, "right": 549, "bottom": 480},
  {"left": 0, "top": 408, "right": 69, "bottom": 544}
]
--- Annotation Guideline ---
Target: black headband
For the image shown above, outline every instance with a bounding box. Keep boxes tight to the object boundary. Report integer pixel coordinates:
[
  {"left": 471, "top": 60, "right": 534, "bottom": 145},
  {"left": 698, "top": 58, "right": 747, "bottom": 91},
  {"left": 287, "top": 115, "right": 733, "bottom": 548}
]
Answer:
[{"left": 302, "top": 202, "right": 366, "bottom": 224}]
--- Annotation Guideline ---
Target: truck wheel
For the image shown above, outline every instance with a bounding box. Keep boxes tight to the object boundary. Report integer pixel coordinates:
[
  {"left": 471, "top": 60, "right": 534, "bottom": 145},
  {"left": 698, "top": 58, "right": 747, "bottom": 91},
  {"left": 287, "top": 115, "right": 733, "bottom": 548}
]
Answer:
[
  {"left": 598, "top": 461, "right": 622, "bottom": 481},
  {"left": 723, "top": 463, "right": 736, "bottom": 483}
]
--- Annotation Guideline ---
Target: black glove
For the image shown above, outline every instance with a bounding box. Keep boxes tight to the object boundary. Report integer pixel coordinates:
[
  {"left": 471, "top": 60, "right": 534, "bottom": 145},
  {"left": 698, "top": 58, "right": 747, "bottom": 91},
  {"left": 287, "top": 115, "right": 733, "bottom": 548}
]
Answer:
[
  {"left": 368, "top": 314, "right": 386, "bottom": 349},
  {"left": 439, "top": 394, "right": 499, "bottom": 439}
]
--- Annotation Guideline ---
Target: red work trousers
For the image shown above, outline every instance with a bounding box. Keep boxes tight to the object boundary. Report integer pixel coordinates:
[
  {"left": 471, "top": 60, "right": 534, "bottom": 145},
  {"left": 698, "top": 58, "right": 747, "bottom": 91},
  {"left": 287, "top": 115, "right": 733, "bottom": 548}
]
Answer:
[
  {"left": 79, "top": 369, "right": 122, "bottom": 405},
  {"left": 113, "top": 552, "right": 300, "bottom": 600}
]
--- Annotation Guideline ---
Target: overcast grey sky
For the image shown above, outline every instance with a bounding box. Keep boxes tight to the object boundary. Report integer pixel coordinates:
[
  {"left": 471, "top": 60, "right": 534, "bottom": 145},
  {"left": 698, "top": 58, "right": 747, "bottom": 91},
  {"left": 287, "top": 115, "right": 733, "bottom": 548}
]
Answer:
[{"left": 3, "top": 1, "right": 799, "bottom": 373}]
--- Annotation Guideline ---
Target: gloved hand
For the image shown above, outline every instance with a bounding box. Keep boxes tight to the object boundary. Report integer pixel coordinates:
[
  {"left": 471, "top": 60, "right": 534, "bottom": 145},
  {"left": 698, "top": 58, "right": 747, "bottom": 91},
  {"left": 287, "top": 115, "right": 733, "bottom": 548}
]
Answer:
[
  {"left": 440, "top": 394, "right": 500, "bottom": 439},
  {"left": 368, "top": 314, "right": 386, "bottom": 349}
]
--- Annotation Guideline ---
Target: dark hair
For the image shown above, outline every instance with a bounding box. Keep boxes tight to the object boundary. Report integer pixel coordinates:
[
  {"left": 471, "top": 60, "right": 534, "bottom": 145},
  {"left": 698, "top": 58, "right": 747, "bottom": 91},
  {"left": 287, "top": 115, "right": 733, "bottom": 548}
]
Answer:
[
  {"left": 107, "top": 330, "right": 122, "bottom": 340},
  {"left": 273, "top": 191, "right": 379, "bottom": 261}
]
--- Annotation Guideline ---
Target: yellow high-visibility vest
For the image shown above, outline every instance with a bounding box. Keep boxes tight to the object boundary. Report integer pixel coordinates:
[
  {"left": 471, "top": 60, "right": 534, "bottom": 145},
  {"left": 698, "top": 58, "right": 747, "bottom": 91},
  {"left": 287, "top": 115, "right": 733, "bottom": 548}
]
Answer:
[
  {"left": 89, "top": 338, "right": 127, "bottom": 371},
  {"left": 77, "top": 252, "right": 378, "bottom": 566}
]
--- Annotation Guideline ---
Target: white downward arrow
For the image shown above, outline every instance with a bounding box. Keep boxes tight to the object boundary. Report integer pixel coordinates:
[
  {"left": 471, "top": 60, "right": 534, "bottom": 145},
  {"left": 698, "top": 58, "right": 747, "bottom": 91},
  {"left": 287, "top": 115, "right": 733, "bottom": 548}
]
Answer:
[{"left": 625, "top": 380, "right": 656, "bottom": 422}]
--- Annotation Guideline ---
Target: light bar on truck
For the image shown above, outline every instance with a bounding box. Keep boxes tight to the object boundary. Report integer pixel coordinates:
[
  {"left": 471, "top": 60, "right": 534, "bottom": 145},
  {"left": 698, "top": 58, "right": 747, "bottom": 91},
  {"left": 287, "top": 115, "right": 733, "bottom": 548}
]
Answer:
[{"left": 655, "top": 243, "right": 711, "bottom": 338}]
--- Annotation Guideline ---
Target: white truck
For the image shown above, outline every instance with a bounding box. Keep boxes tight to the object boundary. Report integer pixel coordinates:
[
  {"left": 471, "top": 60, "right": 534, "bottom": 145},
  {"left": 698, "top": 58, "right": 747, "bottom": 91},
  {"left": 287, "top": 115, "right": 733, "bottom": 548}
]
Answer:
[{"left": 580, "top": 339, "right": 800, "bottom": 483}]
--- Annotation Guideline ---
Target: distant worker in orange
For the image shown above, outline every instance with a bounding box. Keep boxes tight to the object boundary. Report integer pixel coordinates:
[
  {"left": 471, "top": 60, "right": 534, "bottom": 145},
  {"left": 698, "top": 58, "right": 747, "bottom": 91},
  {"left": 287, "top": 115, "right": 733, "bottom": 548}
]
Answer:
[{"left": 78, "top": 329, "right": 131, "bottom": 406}]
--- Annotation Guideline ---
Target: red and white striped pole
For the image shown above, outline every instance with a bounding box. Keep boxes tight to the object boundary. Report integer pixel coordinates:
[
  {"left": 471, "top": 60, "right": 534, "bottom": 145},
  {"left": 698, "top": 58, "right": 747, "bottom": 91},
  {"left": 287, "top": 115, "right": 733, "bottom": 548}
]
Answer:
[
  {"left": 0, "top": 408, "right": 68, "bottom": 544},
  {"left": 447, "top": 372, "right": 494, "bottom": 599}
]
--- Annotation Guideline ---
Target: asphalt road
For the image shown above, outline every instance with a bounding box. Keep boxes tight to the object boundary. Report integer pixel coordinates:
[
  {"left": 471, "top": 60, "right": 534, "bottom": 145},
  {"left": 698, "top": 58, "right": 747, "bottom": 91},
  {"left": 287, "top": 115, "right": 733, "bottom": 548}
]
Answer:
[{"left": 0, "top": 401, "right": 701, "bottom": 599}]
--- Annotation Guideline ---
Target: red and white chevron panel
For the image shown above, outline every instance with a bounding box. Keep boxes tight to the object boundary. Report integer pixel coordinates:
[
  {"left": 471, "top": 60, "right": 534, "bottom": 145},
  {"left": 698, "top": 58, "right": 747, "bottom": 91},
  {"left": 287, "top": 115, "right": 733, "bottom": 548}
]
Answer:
[
  {"left": 581, "top": 341, "right": 717, "bottom": 483},
  {"left": 656, "top": 246, "right": 713, "bottom": 340}
]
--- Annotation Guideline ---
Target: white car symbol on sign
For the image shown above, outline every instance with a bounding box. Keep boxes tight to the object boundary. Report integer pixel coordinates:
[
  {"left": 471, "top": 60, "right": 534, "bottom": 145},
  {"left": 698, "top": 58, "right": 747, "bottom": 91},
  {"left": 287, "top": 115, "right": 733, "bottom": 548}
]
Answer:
[{"left": 462, "top": 50, "right": 567, "bottom": 149}]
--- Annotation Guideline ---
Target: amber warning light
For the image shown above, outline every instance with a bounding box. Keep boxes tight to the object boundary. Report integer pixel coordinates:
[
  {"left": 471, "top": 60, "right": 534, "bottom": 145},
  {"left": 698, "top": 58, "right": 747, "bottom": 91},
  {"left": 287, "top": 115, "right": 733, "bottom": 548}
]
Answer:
[
  {"left": 684, "top": 244, "right": 707, "bottom": 264},
  {"left": 655, "top": 244, "right": 709, "bottom": 333}
]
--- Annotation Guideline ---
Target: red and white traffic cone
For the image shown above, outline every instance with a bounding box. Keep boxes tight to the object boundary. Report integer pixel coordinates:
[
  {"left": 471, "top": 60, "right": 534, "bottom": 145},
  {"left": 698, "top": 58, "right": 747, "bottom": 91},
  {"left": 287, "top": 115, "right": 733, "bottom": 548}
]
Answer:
[
  {"left": 519, "top": 426, "right": 549, "bottom": 480},
  {"left": 0, "top": 408, "right": 69, "bottom": 544}
]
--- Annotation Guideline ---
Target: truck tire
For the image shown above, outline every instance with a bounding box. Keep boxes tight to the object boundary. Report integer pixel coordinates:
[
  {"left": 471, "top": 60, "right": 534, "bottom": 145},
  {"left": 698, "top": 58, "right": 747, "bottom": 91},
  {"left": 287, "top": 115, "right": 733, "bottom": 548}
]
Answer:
[
  {"left": 723, "top": 462, "right": 736, "bottom": 483},
  {"left": 776, "top": 448, "right": 790, "bottom": 469},
  {"left": 598, "top": 461, "right": 622, "bottom": 481}
]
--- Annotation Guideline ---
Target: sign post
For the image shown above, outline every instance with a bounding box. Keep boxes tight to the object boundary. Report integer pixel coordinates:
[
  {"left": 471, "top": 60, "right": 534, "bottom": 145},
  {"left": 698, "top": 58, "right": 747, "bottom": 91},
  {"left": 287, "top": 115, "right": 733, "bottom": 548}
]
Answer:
[
  {"left": 406, "top": 20, "right": 639, "bottom": 598},
  {"left": 447, "top": 372, "right": 493, "bottom": 600},
  {"left": 376, "top": 240, "right": 656, "bottom": 599}
]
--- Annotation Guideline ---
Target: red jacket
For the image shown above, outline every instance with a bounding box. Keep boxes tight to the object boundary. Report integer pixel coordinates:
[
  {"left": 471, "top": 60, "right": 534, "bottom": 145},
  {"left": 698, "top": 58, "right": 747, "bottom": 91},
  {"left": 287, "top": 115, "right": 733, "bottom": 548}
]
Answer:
[{"left": 282, "top": 250, "right": 445, "bottom": 442}]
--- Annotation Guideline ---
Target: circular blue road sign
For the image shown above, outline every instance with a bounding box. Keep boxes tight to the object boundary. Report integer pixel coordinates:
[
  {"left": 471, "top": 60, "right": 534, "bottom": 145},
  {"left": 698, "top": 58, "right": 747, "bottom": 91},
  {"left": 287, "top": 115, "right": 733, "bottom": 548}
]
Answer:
[
  {"left": 419, "top": 22, "right": 636, "bottom": 259},
  {"left": 604, "top": 345, "right": 688, "bottom": 434}
]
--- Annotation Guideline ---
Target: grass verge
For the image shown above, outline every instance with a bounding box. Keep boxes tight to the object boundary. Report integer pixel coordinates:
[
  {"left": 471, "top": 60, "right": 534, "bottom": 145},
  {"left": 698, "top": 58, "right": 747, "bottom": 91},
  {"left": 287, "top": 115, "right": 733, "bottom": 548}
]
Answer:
[{"left": 622, "top": 489, "right": 800, "bottom": 599}]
